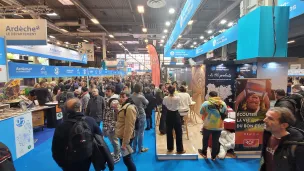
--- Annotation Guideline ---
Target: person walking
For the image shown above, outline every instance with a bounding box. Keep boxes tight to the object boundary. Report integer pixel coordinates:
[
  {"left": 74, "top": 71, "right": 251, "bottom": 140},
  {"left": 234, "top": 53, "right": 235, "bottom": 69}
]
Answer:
[
  {"left": 198, "top": 91, "right": 227, "bottom": 160},
  {"left": 52, "top": 98, "right": 103, "bottom": 171},
  {"left": 115, "top": 92, "right": 137, "bottom": 171},
  {"left": 80, "top": 87, "right": 90, "bottom": 113},
  {"left": 260, "top": 107, "right": 304, "bottom": 171},
  {"left": 144, "top": 87, "right": 157, "bottom": 130},
  {"left": 131, "top": 83, "right": 149, "bottom": 153},
  {"left": 103, "top": 86, "right": 121, "bottom": 163},
  {"left": 177, "top": 86, "right": 192, "bottom": 125},
  {"left": 85, "top": 88, "right": 106, "bottom": 126},
  {"left": 163, "top": 85, "right": 186, "bottom": 154}
]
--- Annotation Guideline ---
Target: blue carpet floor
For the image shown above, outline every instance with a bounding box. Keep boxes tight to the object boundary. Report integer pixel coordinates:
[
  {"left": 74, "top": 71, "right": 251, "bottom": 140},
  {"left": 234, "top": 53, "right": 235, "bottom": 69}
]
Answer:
[{"left": 14, "top": 115, "right": 260, "bottom": 171}]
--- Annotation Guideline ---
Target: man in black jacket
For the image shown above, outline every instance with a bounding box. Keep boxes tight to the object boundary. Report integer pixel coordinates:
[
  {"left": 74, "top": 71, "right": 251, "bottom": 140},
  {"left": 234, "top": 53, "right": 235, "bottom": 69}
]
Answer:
[
  {"left": 261, "top": 107, "right": 304, "bottom": 171},
  {"left": 52, "top": 98, "right": 103, "bottom": 171},
  {"left": 86, "top": 88, "right": 106, "bottom": 126},
  {"left": 274, "top": 89, "right": 296, "bottom": 113},
  {"left": 30, "top": 81, "right": 52, "bottom": 105}
]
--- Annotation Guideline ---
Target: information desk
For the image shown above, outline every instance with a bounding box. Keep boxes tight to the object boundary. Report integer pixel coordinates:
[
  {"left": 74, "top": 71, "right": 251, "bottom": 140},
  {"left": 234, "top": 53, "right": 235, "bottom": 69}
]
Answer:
[{"left": 0, "top": 111, "right": 34, "bottom": 161}]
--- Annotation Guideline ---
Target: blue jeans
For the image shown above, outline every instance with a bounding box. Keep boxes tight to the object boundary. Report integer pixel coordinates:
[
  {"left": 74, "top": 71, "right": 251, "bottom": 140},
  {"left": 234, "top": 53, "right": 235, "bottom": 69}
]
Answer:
[{"left": 133, "top": 115, "right": 146, "bottom": 152}]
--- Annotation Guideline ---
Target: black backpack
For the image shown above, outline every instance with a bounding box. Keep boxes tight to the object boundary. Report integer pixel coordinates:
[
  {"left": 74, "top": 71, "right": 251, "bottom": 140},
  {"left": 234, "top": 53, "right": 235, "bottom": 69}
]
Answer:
[
  {"left": 65, "top": 117, "right": 93, "bottom": 163},
  {"left": 58, "top": 92, "right": 68, "bottom": 108},
  {"left": 0, "top": 142, "right": 16, "bottom": 171}
]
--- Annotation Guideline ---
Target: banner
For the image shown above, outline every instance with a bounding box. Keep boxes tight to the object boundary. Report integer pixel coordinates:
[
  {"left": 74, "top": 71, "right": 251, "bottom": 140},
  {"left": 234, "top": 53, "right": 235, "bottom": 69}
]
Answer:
[
  {"left": 8, "top": 62, "right": 125, "bottom": 78},
  {"left": 279, "top": 0, "right": 304, "bottom": 18},
  {"left": 7, "top": 43, "right": 87, "bottom": 64},
  {"left": 236, "top": 63, "right": 258, "bottom": 78},
  {"left": 164, "top": 49, "right": 195, "bottom": 58},
  {"left": 0, "top": 19, "right": 47, "bottom": 45},
  {"left": 205, "top": 64, "right": 236, "bottom": 107},
  {"left": 235, "top": 79, "right": 271, "bottom": 151},
  {"left": 78, "top": 42, "right": 94, "bottom": 62},
  {"left": 164, "top": 0, "right": 203, "bottom": 54},
  {"left": 147, "top": 44, "right": 161, "bottom": 87},
  {"left": 14, "top": 112, "right": 34, "bottom": 158},
  {"left": 0, "top": 37, "right": 8, "bottom": 82}
]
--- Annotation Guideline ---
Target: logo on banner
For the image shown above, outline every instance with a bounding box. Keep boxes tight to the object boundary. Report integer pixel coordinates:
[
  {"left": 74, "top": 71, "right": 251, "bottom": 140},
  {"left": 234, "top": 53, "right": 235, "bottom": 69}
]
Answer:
[
  {"left": 40, "top": 66, "right": 47, "bottom": 75},
  {"left": 243, "top": 139, "right": 259, "bottom": 147},
  {"left": 77, "top": 69, "right": 80, "bottom": 75},
  {"left": 16, "top": 117, "right": 25, "bottom": 127},
  {"left": 213, "top": 40, "right": 217, "bottom": 47},
  {"left": 211, "top": 66, "right": 216, "bottom": 71},
  {"left": 54, "top": 67, "right": 59, "bottom": 75},
  {"left": 252, "top": 64, "right": 257, "bottom": 74},
  {"left": 170, "top": 51, "right": 175, "bottom": 56},
  {"left": 16, "top": 67, "right": 32, "bottom": 73}
]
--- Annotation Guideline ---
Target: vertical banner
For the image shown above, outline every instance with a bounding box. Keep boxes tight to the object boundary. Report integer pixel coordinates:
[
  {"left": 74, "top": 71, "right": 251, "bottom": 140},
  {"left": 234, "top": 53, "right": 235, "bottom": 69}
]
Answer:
[
  {"left": 205, "top": 64, "right": 236, "bottom": 107},
  {"left": 0, "top": 37, "right": 8, "bottom": 82},
  {"left": 235, "top": 79, "right": 271, "bottom": 152},
  {"left": 14, "top": 112, "right": 34, "bottom": 158},
  {"left": 147, "top": 44, "right": 160, "bottom": 87}
]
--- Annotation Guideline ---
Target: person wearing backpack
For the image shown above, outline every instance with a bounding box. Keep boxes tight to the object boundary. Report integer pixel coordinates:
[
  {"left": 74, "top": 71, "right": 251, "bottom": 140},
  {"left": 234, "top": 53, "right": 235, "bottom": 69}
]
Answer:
[
  {"left": 115, "top": 91, "right": 137, "bottom": 171},
  {"left": 52, "top": 98, "right": 103, "bottom": 171},
  {"left": 198, "top": 91, "right": 227, "bottom": 160},
  {"left": 260, "top": 107, "right": 304, "bottom": 171},
  {"left": 0, "top": 142, "right": 16, "bottom": 171}
]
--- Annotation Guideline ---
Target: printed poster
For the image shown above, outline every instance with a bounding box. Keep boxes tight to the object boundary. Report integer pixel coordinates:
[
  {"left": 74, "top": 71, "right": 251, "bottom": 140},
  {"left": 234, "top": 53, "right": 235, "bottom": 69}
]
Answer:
[
  {"left": 235, "top": 79, "right": 271, "bottom": 151},
  {"left": 14, "top": 112, "right": 34, "bottom": 158}
]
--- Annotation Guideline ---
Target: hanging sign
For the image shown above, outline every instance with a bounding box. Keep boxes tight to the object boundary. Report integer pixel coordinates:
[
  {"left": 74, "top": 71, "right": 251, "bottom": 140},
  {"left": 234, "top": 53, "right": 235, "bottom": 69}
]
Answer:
[
  {"left": 78, "top": 42, "right": 94, "bottom": 62},
  {"left": 7, "top": 44, "right": 87, "bottom": 64},
  {"left": 164, "top": 49, "right": 195, "bottom": 58},
  {"left": 0, "top": 37, "right": 8, "bottom": 82},
  {"left": 278, "top": 0, "right": 304, "bottom": 19},
  {"left": 0, "top": 19, "right": 47, "bottom": 45}
]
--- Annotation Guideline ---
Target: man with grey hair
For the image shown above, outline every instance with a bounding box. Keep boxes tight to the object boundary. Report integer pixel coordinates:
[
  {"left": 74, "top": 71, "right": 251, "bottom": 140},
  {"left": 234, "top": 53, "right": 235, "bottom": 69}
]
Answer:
[
  {"left": 52, "top": 98, "right": 102, "bottom": 171},
  {"left": 260, "top": 107, "right": 304, "bottom": 171},
  {"left": 86, "top": 88, "right": 106, "bottom": 126}
]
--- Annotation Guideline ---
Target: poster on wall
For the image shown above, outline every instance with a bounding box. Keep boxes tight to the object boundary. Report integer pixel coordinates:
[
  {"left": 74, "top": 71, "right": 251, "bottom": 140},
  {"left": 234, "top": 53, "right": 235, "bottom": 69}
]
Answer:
[
  {"left": 236, "top": 63, "right": 257, "bottom": 78},
  {"left": 205, "top": 64, "right": 236, "bottom": 107},
  {"left": 14, "top": 112, "right": 34, "bottom": 158},
  {"left": 235, "top": 79, "right": 271, "bottom": 152}
]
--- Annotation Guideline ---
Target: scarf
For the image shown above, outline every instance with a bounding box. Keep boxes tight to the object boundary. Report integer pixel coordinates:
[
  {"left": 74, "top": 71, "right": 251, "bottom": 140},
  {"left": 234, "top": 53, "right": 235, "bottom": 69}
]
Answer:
[{"left": 208, "top": 97, "right": 223, "bottom": 106}]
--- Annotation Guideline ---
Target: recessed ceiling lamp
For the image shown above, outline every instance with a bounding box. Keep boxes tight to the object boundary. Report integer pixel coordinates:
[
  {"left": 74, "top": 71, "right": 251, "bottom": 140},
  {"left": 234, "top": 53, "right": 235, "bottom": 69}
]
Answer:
[
  {"left": 228, "top": 22, "right": 233, "bottom": 27},
  {"left": 64, "top": 41, "right": 69, "bottom": 44},
  {"left": 169, "top": 8, "right": 175, "bottom": 14},
  {"left": 190, "top": 45, "right": 194, "bottom": 48},
  {"left": 118, "top": 42, "right": 122, "bottom": 46},
  {"left": 145, "top": 39, "right": 148, "bottom": 43},
  {"left": 49, "top": 35, "right": 55, "bottom": 39},
  {"left": 165, "top": 21, "right": 171, "bottom": 26},
  {"left": 91, "top": 18, "right": 99, "bottom": 24},
  {"left": 109, "top": 34, "right": 114, "bottom": 38},
  {"left": 204, "top": 40, "right": 207, "bottom": 43},
  {"left": 83, "top": 40, "right": 88, "bottom": 42},
  {"left": 160, "top": 44, "right": 163, "bottom": 46},
  {"left": 179, "top": 35, "right": 182, "bottom": 38},
  {"left": 193, "top": 42, "right": 197, "bottom": 45},
  {"left": 58, "top": 0, "right": 74, "bottom": 5},
  {"left": 60, "top": 28, "right": 68, "bottom": 33},
  {"left": 142, "top": 28, "right": 147, "bottom": 33},
  {"left": 220, "top": 19, "right": 227, "bottom": 24},
  {"left": 47, "top": 39, "right": 50, "bottom": 42},
  {"left": 137, "top": 5, "right": 145, "bottom": 13},
  {"left": 288, "top": 40, "right": 295, "bottom": 44},
  {"left": 47, "top": 12, "right": 57, "bottom": 16},
  {"left": 164, "top": 29, "right": 168, "bottom": 33},
  {"left": 200, "top": 36, "right": 204, "bottom": 39},
  {"left": 57, "top": 41, "right": 61, "bottom": 45},
  {"left": 188, "top": 20, "right": 194, "bottom": 25},
  {"left": 207, "top": 30, "right": 213, "bottom": 34},
  {"left": 97, "top": 46, "right": 101, "bottom": 49},
  {"left": 161, "top": 39, "right": 164, "bottom": 43},
  {"left": 162, "top": 35, "right": 166, "bottom": 39}
]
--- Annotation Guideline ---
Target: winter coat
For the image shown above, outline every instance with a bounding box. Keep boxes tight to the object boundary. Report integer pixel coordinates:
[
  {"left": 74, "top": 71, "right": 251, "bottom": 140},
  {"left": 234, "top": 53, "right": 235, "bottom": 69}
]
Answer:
[
  {"left": 92, "top": 134, "right": 114, "bottom": 171},
  {"left": 274, "top": 97, "right": 296, "bottom": 114},
  {"left": 85, "top": 95, "right": 106, "bottom": 123},
  {"left": 218, "top": 130, "right": 235, "bottom": 159},
  {"left": 260, "top": 127, "right": 304, "bottom": 171},
  {"left": 144, "top": 93, "right": 157, "bottom": 117}
]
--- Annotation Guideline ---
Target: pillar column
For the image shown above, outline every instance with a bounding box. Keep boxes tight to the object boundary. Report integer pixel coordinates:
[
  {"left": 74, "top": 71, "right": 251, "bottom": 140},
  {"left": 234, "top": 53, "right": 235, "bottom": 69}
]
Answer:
[{"left": 102, "top": 35, "right": 106, "bottom": 59}]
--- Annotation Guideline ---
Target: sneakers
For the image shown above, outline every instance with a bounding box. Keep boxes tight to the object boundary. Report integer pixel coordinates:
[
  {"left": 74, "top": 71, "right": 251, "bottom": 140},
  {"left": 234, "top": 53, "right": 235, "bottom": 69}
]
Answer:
[
  {"left": 198, "top": 149, "right": 207, "bottom": 158},
  {"left": 140, "top": 148, "right": 149, "bottom": 153},
  {"left": 113, "top": 155, "right": 120, "bottom": 163}
]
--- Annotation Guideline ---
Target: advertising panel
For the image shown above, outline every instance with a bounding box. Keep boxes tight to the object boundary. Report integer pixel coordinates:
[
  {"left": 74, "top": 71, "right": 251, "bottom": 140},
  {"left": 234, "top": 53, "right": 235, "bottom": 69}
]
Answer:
[
  {"left": 236, "top": 63, "right": 258, "bottom": 78},
  {"left": 205, "top": 64, "right": 236, "bottom": 107},
  {"left": 7, "top": 44, "right": 87, "bottom": 64},
  {"left": 0, "top": 19, "right": 47, "bottom": 45},
  {"left": 14, "top": 112, "right": 34, "bottom": 158},
  {"left": 235, "top": 79, "right": 271, "bottom": 151}
]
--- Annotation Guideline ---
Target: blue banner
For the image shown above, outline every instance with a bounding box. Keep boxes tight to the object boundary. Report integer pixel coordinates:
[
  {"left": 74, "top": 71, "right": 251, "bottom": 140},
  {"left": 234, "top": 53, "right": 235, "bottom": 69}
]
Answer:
[
  {"left": 164, "top": 49, "right": 195, "bottom": 58},
  {"left": 0, "top": 37, "right": 6, "bottom": 65},
  {"left": 8, "top": 62, "right": 125, "bottom": 79},
  {"left": 278, "top": 0, "right": 304, "bottom": 18},
  {"left": 164, "top": 0, "right": 203, "bottom": 54}
]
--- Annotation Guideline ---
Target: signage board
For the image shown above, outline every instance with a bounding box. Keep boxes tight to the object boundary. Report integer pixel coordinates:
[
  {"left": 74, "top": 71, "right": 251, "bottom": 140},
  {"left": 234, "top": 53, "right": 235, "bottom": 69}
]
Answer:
[
  {"left": 78, "top": 42, "right": 94, "bottom": 61},
  {"left": 0, "top": 37, "right": 8, "bottom": 82},
  {"left": 278, "top": 0, "right": 304, "bottom": 18},
  {"left": 7, "top": 44, "right": 87, "bottom": 64},
  {"left": 0, "top": 19, "right": 47, "bottom": 45},
  {"left": 164, "top": 49, "right": 195, "bottom": 58}
]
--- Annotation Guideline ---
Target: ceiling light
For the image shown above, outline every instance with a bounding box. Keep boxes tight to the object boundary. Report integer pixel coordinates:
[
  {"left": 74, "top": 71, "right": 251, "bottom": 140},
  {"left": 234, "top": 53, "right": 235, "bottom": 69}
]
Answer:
[
  {"left": 169, "top": 8, "right": 175, "bottom": 14},
  {"left": 97, "top": 46, "right": 101, "bottom": 49},
  {"left": 118, "top": 42, "right": 122, "bottom": 46},
  {"left": 47, "top": 12, "right": 57, "bottom": 16},
  {"left": 60, "top": 28, "right": 68, "bottom": 33},
  {"left": 200, "top": 36, "right": 204, "bottom": 39},
  {"left": 220, "top": 19, "right": 227, "bottom": 24},
  {"left": 124, "top": 48, "right": 128, "bottom": 51},
  {"left": 162, "top": 35, "right": 166, "bottom": 39},
  {"left": 179, "top": 35, "right": 182, "bottom": 38},
  {"left": 137, "top": 5, "right": 145, "bottom": 13},
  {"left": 65, "top": 45, "right": 68, "bottom": 47},
  {"left": 164, "top": 29, "right": 168, "bottom": 33},
  {"left": 193, "top": 42, "right": 197, "bottom": 45},
  {"left": 165, "top": 21, "right": 171, "bottom": 26},
  {"left": 160, "top": 44, "right": 163, "bottom": 46},
  {"left": 142, "top": 28, "right": 147, "bottom": 33},
  {"left": 47, "top": 39, "right": 50, "bottom": 42},
  {"left": 64, "top": 41, "right": 69, "bottom": 44},
  {"left": 228, "top": 22, "right": 233, "bottom": 27},
  {"left": 57, "top": 41, "right": 61, "bottom": 45},
  {"left": 204, "top": 40, "right": 207, "bottom": 43},
  {"left": 49, "top": 35, "right": 55, "bottom": 39},
  {"left": 109, "top": 34, "right": 114, "bottom": 38},
  {"left": 161, "top": 39, "right": 164, "bottom": 43},
  {"left": 190, "top": 45, "right": 194, "bottom": 48},
  {"left": 288, "top": 40, "right": 295, "bottom": 44},
  {"left": 91, "top": 18, "right": 99, "bottom": 24},
  {"left": 145, "top": 39, "right": 148, "bottom": 43},
  {"left": 207, "top": 30, "right": 213, "bottom": 34},
  {"left": 83, "top": 40, "right": 88, "bottom": 42},
  {"left": 107, "top": 51, "right": 110, "bottom": 53},
  {"left": 58, "top": 0, "right": 74, "bottom": 5},
  {"left": 188, "top": 20, "right": 194, "bottom": 25}
]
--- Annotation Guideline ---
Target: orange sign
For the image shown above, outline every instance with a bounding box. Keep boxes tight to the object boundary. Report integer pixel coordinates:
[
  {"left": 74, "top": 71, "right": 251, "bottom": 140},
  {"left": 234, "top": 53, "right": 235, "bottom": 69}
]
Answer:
[{"left": 147, "top": 44, "right": 160, "bottom": 87}]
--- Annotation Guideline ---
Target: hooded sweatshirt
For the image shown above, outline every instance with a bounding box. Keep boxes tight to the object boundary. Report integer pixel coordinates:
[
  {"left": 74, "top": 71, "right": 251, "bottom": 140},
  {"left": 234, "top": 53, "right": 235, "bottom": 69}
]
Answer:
[{"left": 200, "top": 97, "right": 227, "bottom": 130}]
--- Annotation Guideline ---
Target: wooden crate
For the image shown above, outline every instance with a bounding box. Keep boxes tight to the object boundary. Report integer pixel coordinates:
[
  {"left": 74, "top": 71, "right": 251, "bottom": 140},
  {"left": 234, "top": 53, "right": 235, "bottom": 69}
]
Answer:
[{"left": 32, "top": 110, "right": 44, "bottom": 128}]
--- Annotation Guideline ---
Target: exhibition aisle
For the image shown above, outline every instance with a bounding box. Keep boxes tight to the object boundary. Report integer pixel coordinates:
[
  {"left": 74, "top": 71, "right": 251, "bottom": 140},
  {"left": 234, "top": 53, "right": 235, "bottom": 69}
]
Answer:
[{"left": 14, "top": 116, "right": 260, "bottom": 171}]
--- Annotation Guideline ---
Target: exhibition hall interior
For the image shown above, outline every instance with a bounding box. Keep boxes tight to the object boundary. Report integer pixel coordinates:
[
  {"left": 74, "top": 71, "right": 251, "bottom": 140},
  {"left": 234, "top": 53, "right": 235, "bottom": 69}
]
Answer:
[{"left": 0, "top": 0, "right": 304, "bottom": 171}]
